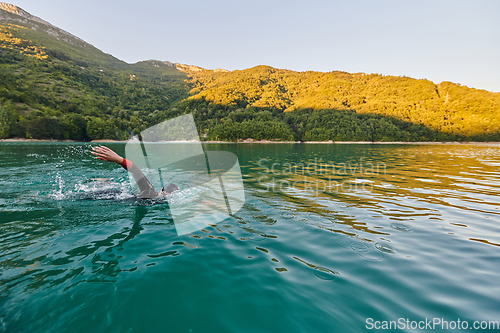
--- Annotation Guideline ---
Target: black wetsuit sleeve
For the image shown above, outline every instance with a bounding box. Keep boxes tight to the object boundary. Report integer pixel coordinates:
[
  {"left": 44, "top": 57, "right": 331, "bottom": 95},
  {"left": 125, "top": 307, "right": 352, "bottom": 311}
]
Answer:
[{"left": 120, "top": 158, "right": 157, "bottom": 198}]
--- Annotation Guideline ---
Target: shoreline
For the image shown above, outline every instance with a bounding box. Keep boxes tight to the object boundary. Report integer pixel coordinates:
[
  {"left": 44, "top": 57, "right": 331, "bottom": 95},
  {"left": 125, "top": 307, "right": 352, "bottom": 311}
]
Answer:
[{"left": 1, "top": 138, "right": 500, "bottom": 145}]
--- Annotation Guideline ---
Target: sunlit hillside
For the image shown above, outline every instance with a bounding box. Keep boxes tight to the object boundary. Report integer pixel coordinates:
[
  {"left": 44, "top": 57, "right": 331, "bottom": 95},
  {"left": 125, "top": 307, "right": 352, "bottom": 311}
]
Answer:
[{"left": 186, "top": 66, "right": 500, "bottom": 139}]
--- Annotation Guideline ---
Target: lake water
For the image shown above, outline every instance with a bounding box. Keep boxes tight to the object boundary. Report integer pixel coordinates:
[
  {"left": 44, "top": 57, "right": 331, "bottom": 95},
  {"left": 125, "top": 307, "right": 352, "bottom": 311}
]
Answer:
[{"left": 1, "top": 142, "right": 499, "bottom": 332}]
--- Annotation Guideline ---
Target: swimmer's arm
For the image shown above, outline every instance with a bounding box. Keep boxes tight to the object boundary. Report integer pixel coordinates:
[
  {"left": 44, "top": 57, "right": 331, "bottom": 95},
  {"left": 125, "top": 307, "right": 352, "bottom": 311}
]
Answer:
[
  {"left": 91, "top": 146, "right": 157, "bottom": 198},
  {"left": 91, "top": 146, "right": 124, "bottom": 165},
  {"left": 91, "top": 146, "right": 138, "bottom": 173}
]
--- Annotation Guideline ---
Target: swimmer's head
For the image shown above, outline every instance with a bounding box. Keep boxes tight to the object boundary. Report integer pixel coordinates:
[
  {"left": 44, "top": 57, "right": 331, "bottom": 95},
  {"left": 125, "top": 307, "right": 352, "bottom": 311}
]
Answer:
[{"left": 160, "top": 184, "right": 179, "bottom": 195}]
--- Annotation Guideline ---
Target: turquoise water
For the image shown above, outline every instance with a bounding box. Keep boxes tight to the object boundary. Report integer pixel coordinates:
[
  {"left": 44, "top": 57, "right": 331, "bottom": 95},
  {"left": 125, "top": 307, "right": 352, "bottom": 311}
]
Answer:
[{"left": 1, "top": 142, "right": 500, "bottom": 332}]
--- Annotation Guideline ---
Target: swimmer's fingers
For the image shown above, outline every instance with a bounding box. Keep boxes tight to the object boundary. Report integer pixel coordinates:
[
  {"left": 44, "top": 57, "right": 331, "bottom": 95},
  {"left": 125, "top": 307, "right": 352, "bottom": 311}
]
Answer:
[
  {"left": 91, "top": 147, "right": 103, "bottom": 155},
  {"left": 91, "top": 146, "right": 122, "bottom": 163},
  {"left": 90, "top": 151, "right": 107, "bottom": 160},
  {"left": 92, "top": 146, "right": 109, "bottom": 154},
  {"left": 98, "top": 146, "right": 113, "bottom": 152},
  {"left": 91, "top": 150, "right": 111, "bottom": 160},
  {"left": 90, "top": 149, "right": 106, "bottom": 156},
  {"left": 96, "top": 146, "right": 119, "bottom": 156}
]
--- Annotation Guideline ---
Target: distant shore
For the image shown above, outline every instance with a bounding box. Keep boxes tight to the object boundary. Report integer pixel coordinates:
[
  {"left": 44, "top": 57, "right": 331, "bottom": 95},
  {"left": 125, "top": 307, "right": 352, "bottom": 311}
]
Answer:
[{"left": 1, "top": 138, "right": 500, "bottom": 145}]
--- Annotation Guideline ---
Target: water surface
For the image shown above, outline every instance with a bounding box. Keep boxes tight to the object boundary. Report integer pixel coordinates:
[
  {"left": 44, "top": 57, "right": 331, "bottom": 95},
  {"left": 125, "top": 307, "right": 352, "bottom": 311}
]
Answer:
[{"left": 1, "top": 143, "right": 499, "bottom": 332}]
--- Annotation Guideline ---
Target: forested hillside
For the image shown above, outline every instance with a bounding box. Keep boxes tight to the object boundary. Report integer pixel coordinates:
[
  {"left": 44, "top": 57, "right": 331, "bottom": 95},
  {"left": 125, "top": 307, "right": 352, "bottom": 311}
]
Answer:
[
  {"left": 1, "top": 3, "right": 499, "bottom": 142},
  {"left": 0, "top": 7, "right": 188, "bottom": 140},
  {"left": 185, "top": 66, "right": 500, "bottom": 141}
]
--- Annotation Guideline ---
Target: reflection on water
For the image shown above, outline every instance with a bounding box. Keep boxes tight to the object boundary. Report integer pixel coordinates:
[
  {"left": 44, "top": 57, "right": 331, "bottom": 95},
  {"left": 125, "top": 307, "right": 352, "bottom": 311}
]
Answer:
[{"left": 1, "top": 142, "right": 500, "bottom": 332}]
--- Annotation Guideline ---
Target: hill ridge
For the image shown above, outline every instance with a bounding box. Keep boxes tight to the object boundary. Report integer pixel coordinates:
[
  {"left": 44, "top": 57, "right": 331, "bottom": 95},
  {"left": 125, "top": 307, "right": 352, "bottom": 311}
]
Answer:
[
  {"left": 0, "top": 2, "right": 88, "bottom": 46},
  {"left": 0, "top": 2, "right": 50, "bottom": 25}
]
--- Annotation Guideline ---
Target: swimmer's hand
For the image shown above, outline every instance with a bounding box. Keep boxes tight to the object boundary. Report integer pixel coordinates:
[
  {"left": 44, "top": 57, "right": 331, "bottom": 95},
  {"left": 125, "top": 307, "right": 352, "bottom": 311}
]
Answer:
[{"left": 91, "top": 146, "right": 124, "bottom": 164}]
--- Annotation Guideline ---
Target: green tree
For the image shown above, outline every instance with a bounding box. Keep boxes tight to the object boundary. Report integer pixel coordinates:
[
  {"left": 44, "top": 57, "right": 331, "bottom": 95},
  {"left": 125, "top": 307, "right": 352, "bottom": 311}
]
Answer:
[{"left": 0, "top": 103, "right": 16, "bottom": 139}]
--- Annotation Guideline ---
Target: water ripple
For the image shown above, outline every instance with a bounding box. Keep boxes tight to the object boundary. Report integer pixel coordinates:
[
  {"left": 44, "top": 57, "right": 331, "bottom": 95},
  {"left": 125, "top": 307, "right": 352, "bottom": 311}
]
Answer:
[{"left": 2, "top": 143, "right": 500, "bottom": 332}]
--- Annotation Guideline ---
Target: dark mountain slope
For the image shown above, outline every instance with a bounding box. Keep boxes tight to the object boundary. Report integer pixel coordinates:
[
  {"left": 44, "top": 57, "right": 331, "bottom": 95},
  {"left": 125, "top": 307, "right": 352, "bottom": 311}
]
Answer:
[{"left": 0, "top": 3, "right": 188, "bottom": 140}]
